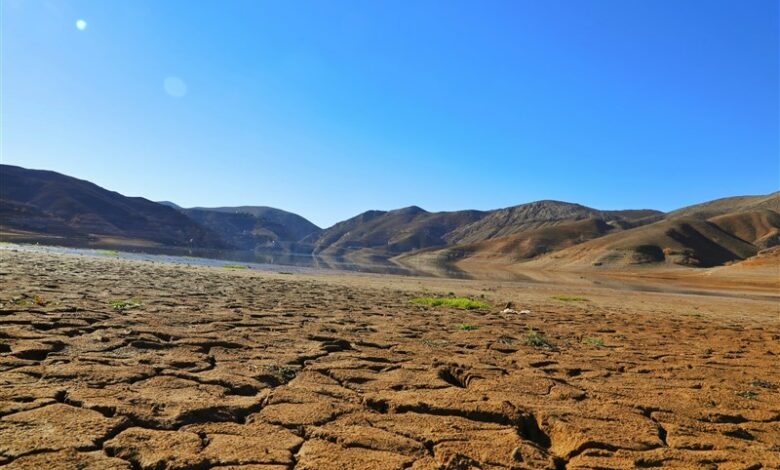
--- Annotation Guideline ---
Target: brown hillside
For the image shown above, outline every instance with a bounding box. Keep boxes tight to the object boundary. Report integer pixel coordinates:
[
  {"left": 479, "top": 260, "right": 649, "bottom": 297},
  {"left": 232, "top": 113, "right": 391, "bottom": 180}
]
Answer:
[
  {"left": 0, "top": 165, "right": 226, "bottom": 248},
  {"left": 526, "top": 217, "right": 761, "bottom": 269},
  {"left": 709, "top": 210, "right": 780, "bottom": 249},
  {"left": 305, "top": 206, "right": 487, "bottom": 258},
  {"left": 445, "top": 201, "right": 661, "bottom": 245},
  {"left": 403, "top": 218, "right": 616, "bottom": 267},
  {"left": 666, "top": 192, "right": 779, "bottom": 219},
  {"left": 311, "top": 201, "right": 661, "bottom": 260}
]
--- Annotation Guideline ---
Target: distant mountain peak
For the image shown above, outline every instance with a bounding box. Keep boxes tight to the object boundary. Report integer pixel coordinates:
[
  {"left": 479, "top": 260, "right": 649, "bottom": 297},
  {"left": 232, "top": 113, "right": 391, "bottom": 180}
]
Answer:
[{"left": 157, "top": 201, "right": 182, "bottom": 209}]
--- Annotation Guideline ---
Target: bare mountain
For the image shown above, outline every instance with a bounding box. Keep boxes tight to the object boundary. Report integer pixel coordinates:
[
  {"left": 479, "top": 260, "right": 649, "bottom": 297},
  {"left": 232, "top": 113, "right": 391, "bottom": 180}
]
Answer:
[
  {"left": 400, "top": 217, "right": 616, "bottom": 268},
  {"left": 666, "top": 192, "right": 779, "bottom": 219},
  {"left": 303, "top": 206, "right": 486, "bottom": 258},
  {"left": 399, "top": 195, "right": 779, "bottom": 271},
  {"left": 176, "top": 206, "right": 321, "bottom": 250},
  {"left": 307, "top": 201, "right": 662, "bottom": 260},
  {"left": 3, "top": 164, "right": 774, "bottom": 271},
  {"left": 523, "top": 195, "right": 780, "bottom": 269},
  {"left": 446, "top": 200, "right": 662, "bottom": 245},
  {"left": 0, "top": 165, "right": 225, "bottom": 248}
]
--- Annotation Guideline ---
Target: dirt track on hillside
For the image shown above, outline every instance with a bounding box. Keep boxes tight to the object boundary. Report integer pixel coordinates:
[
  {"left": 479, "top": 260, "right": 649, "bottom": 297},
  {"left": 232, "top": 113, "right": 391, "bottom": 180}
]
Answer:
[{"left": 0, "top": 249, "right": 778, "bottom": 469}]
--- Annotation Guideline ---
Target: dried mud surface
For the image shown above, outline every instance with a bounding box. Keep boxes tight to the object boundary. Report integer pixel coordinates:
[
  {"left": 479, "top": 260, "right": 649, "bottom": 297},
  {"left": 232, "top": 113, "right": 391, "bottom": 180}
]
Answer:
[{"left": 0, "top": 249, "right": 778, "bottom": 469}]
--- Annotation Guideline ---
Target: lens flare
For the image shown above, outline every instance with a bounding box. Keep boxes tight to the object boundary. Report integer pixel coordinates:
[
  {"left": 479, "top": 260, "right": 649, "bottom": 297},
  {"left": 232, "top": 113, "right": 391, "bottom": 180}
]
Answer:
[{"left": 163, "top": 77, "right": 188, "bottom": 98}]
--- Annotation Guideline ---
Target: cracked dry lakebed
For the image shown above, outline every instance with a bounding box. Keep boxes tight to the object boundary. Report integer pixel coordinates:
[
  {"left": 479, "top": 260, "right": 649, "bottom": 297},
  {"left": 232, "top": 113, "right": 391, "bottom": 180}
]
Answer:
[{"left": 0, "top": 249, "right": 778, "bottom": 469}]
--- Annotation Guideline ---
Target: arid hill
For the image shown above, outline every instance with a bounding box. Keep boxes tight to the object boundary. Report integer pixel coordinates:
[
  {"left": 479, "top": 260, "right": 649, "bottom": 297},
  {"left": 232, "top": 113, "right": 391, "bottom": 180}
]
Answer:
[
  {"left": 0, "top": 165, "right": 225, "bottom": 248},
  {"left": 399, "top": 193, "right": 779, "bottom": 272},
  {"left": 2, "top": 164, "right": 776, "bottom": 272},
  {"left": 525, "top": 217, "right": 761, "bottom": 268},
  {"left": 400, "top": 218, "right": 616, "bottom": 268},
  {"left": 174, "top": 206, "right": 321, "bottom": 250},
  {"left": 446, "top": 200, "right": 661, "bottom": 245},
  {"left": 307, "top": 202, "right": 661, "bottom": 261},
  {"left": 525, "top": 196, "right": 780, "bottom": 269},
  {"left": 665, "top": 192, "right": 780, "bottom": 219},
  {"left": 303, "top": 206, "right": 486, "bottom": 259}
]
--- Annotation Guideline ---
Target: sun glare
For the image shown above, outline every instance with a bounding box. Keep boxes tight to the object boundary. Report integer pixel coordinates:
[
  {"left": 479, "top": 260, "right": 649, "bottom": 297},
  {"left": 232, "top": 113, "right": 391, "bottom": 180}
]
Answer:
[
  {"left": 163, "top": 77, "right": 188, "bottom": 98},
  {"left": 75, "top": 19, "right": 87, "bottom": 31}
]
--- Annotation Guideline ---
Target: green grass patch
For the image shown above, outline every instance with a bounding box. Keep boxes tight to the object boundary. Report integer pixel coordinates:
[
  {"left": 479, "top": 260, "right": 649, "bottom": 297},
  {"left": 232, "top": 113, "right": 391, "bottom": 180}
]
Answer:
[
  {"left": 581, "top": 336, "right": 604, "bottom": 347},
  {"left": 411, "top": 297, "right": 490, "bottom": 310},
  {"left": 551, "top": 295, "right": 589, "bottom": 302},
  {"left": 523, "top": 329, "right": 554, "bottom": 349},
  {"left": 96, "top": 249, "right": 119, "bottom": 256},
  {"left": 223, "top": 264, "right": 248, "bottom": 269},
  {"left": 454, "top": 323, "right": 479, "bottom": 331},
  {"left": 110, "top": 299, "right": 143, "bottom": 311}
]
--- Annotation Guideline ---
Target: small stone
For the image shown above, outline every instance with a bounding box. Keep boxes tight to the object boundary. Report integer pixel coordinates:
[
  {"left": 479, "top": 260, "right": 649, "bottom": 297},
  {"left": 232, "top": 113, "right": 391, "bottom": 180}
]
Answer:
[{"left": 510, "top": 446, "right": 523, "bottom": 461}]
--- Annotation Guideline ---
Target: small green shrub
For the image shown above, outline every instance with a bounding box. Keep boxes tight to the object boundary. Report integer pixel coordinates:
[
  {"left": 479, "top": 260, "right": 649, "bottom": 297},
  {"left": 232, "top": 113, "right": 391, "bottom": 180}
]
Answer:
[
  {"left": 454, "top": 323, "right": 479, "bottom": 331},
  {"left": 523, "top": 329, "right": 554, "bottom": 349},
  {"left": 411, "top": 297, "right": 490, "bottom": 310}
]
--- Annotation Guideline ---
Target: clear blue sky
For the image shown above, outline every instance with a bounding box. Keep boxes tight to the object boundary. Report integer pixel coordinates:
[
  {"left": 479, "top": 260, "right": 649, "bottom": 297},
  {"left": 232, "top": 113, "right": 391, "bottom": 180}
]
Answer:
[{"left": 2, "top": 0, "right": 778, "bottom": 227}]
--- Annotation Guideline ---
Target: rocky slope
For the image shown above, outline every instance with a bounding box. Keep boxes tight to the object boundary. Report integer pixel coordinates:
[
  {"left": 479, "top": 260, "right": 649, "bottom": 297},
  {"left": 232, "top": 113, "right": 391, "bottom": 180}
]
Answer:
[
  {"left": 306, "top": 202, "right": 662, "bottom": 261},
  {"left": 517, "top": 198, "right": 780, "bottom": 270},
  {"left": 400, "top": 194, "right": 779, "bottom": 271},
  {"left": 176, "top": 206, "right": 321, "bottom": 250},
  {"left": 0, "top": 165, "right": 225, "bottom": 248},
  {"left": 302, "top": 206, "right": 487, "bottom": 258}
]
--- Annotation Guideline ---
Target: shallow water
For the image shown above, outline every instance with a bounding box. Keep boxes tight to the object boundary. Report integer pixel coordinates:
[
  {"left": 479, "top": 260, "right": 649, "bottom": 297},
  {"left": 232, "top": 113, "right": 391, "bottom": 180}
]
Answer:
[
  {"left": 0, "top": 243, "right": 437, "bottom": 277},
  {"left": 1, "top": 243, "right": 773, "bottom": 301}
]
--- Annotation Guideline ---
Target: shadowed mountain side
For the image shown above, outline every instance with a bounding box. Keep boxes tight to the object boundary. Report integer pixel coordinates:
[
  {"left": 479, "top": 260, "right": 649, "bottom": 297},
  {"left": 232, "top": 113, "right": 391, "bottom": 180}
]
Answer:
[
  {"left": 525, "top": 217, "right": 767, "bottom": 269},
  {"left": 398, "top": 194, "right": 780, "bottom": 274},
  {"left": 303, "top": 206, "right": 487, "bottom": 257},
  {"left": 0, "top": 199, "right": 83, "bottom": 239},
  {"left": 445, "top": 200, "right": 663, "bottom": 245},
  {"left": 306, "top": 202, "right": 663, "bottom": 259},
  {"left": 178, "top": 207, "right": 321, "bottom": 250},
  {"left": 709, "top": 210, "right": 780, "bottom": 249},
  {"left": 0, "top": 165, "right": 226, "bottom": 248},
  {"left": 397, "top": 218, "right": 616, "bottom": 266},
  {"left": 186, "top": 206, "right": 321, "bottom": 242}
]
